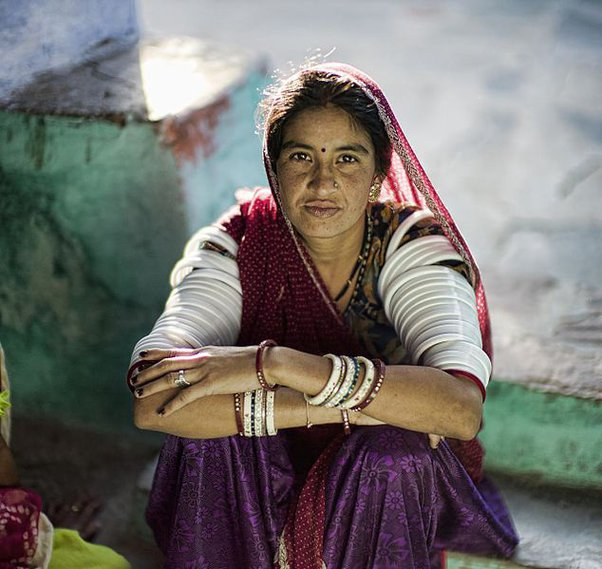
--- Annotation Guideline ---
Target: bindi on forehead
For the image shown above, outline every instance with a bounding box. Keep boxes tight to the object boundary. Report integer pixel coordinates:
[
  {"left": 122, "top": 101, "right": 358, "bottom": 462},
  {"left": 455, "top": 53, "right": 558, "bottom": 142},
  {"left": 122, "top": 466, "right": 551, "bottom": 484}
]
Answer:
[{"left": 321, "top": 148, "right": 326, "bottom": 153}]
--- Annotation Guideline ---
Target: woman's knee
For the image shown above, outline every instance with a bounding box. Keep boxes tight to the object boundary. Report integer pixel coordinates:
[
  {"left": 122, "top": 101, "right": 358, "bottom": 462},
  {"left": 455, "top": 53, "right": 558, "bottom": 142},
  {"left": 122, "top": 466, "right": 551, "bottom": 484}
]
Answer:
[{"left": 350, "top": 425, "right": 434, "bottom": 475}]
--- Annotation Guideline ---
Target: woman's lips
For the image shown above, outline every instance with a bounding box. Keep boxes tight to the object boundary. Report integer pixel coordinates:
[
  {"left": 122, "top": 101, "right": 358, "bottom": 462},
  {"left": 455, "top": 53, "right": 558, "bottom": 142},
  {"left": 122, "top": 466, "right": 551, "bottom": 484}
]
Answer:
[{"left": 304, "top": 204, "right": 340, "bottom": 218}]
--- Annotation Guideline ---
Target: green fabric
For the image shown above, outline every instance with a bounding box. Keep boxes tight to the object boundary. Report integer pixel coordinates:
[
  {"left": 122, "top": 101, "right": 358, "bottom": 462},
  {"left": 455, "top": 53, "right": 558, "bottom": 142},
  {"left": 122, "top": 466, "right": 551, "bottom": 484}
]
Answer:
[
  {"left": 0, "top": 390, "right": 11, "bottom": 417},
  {"left": 49, "top": 529, "right": 131, "bottom": 569}
]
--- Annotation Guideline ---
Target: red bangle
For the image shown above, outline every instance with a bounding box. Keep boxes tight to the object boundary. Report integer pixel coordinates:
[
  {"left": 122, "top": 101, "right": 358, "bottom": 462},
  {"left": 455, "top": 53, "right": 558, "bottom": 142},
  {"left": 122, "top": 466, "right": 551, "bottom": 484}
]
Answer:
[
  {"left": 447, "top": 369, "right": 487, "bottom": 401},
  {"left": 352, "top": 359, "right": 386, "bottom": 412},
  {"left": 256, "top": 340, "right": 279, "bottom": 391},
  {"left": 233, "top": 393, "right": 244, "bottom": 436}
]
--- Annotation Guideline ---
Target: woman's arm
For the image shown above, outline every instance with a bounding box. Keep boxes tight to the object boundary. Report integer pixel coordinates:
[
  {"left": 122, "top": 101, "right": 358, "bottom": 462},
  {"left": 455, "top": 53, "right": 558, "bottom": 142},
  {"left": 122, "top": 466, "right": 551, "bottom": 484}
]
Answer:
[
  {"left": 265, "top": 347, "right": 483, "bottom": 441},
  {"left": 135, "top": 385, "right": 343, "bottom": 439}
]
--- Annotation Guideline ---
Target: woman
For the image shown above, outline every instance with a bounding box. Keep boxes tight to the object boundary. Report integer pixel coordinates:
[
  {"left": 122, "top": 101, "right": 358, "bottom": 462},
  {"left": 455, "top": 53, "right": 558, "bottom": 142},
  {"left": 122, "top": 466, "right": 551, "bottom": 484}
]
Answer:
[
  {"left": 129, "top": 63, "right": 518, "bottom": 568},
  {"left": 0, "top": 343, "right": 131, "bottom": 569}
]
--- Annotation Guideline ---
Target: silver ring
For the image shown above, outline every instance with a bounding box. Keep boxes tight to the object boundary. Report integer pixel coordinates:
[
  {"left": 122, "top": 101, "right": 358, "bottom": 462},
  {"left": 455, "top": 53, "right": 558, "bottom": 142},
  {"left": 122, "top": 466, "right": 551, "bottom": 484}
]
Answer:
[{"left": 175, "top": 369, "right": 192, "bottom": 388}]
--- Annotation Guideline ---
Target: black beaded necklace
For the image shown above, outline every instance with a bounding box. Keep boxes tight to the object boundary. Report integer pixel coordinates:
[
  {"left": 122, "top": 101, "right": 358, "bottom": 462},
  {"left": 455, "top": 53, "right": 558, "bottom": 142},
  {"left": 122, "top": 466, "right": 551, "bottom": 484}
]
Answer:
[{"left": 333, "top": 211, "right": 374, "bottom": 303}]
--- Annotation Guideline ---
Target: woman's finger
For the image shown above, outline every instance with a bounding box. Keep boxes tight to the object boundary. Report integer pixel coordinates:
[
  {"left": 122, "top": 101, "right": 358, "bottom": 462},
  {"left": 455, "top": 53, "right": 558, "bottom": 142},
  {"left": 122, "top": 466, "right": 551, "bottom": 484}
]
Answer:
[
  {"left": 138, "top": 347, "right": 198, "bottom": 360},
  {"left": 135, "top": 353, "right": 207, "bottom": 385},
  {"left": 428, "top": 433, "right": 445, "bottom": 449},
  {"left": 135, "top": 368, "right": 202, "bottom": 398}
]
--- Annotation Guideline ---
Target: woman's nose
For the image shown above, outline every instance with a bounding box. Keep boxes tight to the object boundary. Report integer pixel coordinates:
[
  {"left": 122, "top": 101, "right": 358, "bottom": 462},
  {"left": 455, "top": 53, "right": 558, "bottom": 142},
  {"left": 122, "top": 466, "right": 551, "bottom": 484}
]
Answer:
[{"left": 309, "top": 162, "right": 337, "bottom": 195}]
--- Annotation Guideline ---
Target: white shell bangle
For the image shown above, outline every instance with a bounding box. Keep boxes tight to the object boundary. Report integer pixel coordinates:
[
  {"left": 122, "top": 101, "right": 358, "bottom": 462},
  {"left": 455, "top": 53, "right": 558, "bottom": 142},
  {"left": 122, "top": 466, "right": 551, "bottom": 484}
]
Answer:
[
  {"left": 339, "top": 356, "right": 375, "bottom": 410},
  {"left": 254, "top": 388, "right": 264, "bottom": 437},
  {"left": 243, "top": 391, "right": 253, "bottom": 437},
  {"left": 305, "top": 354, "right": 343, "bottom": 406},
  {"left": 326, "top": 356, "right": 357, "bottom": 408},
  {"left": 266, "top": 390, "right": 278, "bottom": 435}
]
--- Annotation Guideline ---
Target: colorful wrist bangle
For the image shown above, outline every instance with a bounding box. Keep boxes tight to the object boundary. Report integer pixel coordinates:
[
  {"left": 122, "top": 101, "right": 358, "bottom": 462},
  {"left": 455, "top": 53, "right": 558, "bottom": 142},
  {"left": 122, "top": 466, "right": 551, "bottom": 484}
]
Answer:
[
  {"left": 256, "top": 340, "right": 279, "bottom": 391},
  {"left": 352, "top": 359, "right": 386, "bottom": 412}
]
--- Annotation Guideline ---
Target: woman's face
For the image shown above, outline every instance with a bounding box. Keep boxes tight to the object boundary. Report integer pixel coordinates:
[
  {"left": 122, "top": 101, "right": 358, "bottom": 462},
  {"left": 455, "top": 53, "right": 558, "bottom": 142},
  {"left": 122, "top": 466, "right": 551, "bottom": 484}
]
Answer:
[{"left": 275, "top": 104, "right": 379, "bottom": 242}]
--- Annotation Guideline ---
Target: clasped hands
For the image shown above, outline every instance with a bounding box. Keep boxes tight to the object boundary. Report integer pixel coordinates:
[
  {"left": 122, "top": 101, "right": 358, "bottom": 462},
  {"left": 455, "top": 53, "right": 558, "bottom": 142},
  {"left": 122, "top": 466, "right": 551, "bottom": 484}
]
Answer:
[{"left": 132, "top": 347, "right": 259, "bottom": 416}]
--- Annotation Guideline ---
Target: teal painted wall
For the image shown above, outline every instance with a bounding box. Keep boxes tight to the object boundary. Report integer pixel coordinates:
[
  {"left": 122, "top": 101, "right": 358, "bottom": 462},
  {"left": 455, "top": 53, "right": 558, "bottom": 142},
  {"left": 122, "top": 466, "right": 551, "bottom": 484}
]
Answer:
[
  {"left": 0, "top": 67, "right": 268, "bottom": 434},
  {"left": 0, "top": 111, "right": 187, "bottom": 432},
  {"left": 179, "top": 69, "right": 268, "bottom": 230}
]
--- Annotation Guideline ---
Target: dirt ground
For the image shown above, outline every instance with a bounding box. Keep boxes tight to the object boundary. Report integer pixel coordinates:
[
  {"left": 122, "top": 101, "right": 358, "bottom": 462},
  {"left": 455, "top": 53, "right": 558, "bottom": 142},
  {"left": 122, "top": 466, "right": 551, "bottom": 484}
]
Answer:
[{"left": 12, "top": 415, "right": 163, "bottom": 568}]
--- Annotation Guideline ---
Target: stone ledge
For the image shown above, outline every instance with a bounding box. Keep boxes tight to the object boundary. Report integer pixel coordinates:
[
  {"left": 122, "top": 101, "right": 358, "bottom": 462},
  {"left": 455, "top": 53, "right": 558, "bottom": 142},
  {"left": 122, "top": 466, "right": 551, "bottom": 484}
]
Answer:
[{"left": 0, "top": 36, "right": 267, "bottom": 123}]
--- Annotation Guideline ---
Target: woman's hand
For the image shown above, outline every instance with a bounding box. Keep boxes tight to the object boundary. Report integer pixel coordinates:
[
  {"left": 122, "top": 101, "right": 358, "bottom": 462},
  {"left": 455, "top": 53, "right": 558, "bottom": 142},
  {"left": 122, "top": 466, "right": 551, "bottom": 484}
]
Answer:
[
  {"left": 132, "top": 346, "right": 260, "bottom": 416},
  {"left": 428, "top": 434, "right": 445, "bottom": 449}
]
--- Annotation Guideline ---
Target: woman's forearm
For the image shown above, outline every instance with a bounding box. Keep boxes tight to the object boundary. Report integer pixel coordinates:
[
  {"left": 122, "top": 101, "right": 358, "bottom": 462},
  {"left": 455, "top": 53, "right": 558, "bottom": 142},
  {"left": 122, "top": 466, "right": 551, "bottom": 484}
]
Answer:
[
  {"left": 134, "top": 386, "right": 342, "bottom": 439},
  {"left": 265, "top": 347, "right": 483, "bottom": 440}
]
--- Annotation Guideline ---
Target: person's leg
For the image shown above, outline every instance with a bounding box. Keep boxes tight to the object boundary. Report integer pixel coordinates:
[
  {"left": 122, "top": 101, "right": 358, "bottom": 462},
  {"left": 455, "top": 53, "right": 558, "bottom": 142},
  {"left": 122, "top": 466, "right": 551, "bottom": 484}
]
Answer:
[
  {"left": 322, "top": 426, "right": 437, "bottom": 569},
  {"left": 322, "top": 426, "right": 518, "bottom": 569},
  {"left": 147, "top": 432, "right": 296, "bottom": 569}
]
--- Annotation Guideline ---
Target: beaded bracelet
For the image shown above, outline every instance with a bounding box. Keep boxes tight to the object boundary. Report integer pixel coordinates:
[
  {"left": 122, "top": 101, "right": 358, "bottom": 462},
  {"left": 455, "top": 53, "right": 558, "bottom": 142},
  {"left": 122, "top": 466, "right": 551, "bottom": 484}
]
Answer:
[
  {"left": 256, "top": 339, "right": 279, "bottom": 391},
  {"left": 305, "top": 354, "right": 343, "bottom": 406},
  {"left": 339, "top": 357, "right": 375, "bottom": 410},
  {"left": 352, "top": 359, "right": 386, "bottom": 412},
  {"left": 340, "top": 409, "right": 351, "bottom": 436}
]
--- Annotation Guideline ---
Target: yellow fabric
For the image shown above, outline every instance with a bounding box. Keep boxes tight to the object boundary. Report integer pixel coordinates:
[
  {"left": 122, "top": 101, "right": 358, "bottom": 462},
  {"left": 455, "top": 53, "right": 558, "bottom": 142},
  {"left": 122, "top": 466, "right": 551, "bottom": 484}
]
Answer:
[{"left": 49, "top": 529, "right": 131, "bottom": 569}]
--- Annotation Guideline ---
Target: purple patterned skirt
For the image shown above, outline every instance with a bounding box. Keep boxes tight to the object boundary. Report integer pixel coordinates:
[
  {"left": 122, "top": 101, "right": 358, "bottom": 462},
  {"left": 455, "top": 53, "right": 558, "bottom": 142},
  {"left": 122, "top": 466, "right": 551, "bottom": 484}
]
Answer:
[{"left": 146, "top": 426, "right": 518, "bottom": 568}]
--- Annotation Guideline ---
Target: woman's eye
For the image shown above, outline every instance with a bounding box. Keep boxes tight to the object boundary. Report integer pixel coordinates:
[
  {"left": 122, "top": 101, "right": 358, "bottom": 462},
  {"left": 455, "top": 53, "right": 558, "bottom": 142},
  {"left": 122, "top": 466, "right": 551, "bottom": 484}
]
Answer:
[
  {"left": 338, "top": 155, "right": 358, "bottom": 164},
  {"left": 290, "top": 152, "right": 310, "bottom": 162}
]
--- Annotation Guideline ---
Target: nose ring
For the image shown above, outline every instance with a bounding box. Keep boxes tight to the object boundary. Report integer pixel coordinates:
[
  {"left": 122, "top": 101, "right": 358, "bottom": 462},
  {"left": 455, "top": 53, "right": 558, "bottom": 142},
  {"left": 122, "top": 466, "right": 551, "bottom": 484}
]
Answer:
[{"left": 333, "top": 181, "right": 339, "bottom": 189}]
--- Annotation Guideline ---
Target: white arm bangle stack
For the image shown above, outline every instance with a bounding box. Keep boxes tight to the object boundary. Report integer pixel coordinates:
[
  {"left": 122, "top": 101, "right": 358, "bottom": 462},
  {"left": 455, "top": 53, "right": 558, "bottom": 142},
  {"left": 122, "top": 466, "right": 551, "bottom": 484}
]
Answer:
[
  {"left": 130, "top": 226, "right": 242, "bottom": 365},
  {"left": 378, "top": 209, "right": 491, "bottom": 392}
]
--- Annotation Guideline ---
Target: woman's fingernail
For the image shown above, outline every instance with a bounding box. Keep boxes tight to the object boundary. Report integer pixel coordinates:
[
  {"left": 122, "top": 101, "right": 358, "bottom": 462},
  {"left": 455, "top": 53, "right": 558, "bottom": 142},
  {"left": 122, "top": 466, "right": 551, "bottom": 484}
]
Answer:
[
  {"left": 135, "top": 388, "right": 144, "bottom": 397},
  {"left": 139, "top": 350, "right": 149, "bottom": 357}
]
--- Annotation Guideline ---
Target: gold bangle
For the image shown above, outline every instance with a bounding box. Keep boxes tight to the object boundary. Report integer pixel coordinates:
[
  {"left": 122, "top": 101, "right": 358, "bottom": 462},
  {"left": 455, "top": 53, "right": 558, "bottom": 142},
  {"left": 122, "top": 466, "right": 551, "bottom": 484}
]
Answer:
[{"left": 305, "top": 399, "right": 313, "bottom": 429}]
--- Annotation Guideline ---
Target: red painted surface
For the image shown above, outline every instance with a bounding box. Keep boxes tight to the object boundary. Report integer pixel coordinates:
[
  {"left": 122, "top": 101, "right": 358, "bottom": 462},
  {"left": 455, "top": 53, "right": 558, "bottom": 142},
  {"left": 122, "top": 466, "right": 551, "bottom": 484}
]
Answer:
[{"left": 160, "top": 95, "right": 231, "bottom": 164}]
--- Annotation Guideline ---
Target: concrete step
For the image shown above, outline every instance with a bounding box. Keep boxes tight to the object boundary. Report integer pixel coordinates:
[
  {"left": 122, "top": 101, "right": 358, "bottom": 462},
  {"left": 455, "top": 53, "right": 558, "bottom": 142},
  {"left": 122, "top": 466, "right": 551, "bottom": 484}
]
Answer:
[
  {"left": 447, "top": 476, "right": 601, "bottom": 569},
  {"left": 480, "top": 381, "right": 601, "bottom": 491}
]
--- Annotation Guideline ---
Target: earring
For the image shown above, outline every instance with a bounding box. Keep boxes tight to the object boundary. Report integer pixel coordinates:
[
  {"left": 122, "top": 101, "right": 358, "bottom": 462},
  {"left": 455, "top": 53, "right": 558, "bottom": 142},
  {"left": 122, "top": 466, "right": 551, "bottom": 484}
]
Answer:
[{"left": 368, "top": 182, "right": 381, "bottom": 203}]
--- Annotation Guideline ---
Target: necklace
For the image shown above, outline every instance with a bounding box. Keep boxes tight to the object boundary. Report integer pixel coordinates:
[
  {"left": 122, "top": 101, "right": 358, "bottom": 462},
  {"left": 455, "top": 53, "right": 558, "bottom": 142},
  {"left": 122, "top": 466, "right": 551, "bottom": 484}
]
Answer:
[{"left": 333, "top": 211, "right": 373, "bottom": 303}]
